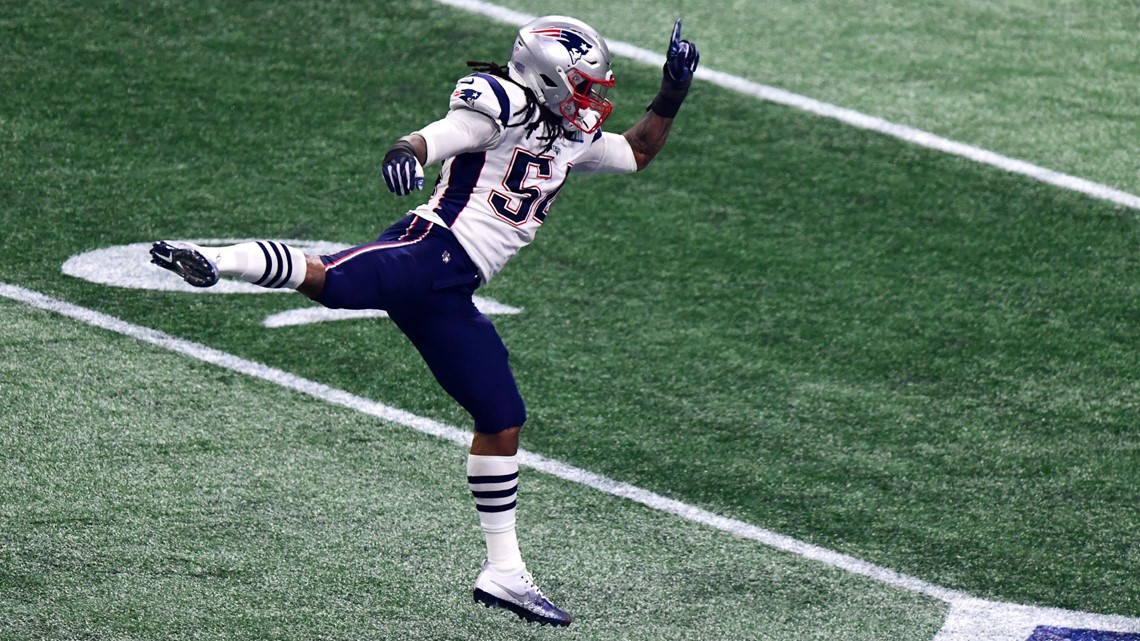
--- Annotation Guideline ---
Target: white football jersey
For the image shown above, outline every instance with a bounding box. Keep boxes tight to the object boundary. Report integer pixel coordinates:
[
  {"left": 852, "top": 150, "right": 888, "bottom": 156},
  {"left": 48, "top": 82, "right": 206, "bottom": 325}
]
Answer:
[{"left": 411, "top": 72, "right": 636, "bottom": 282}]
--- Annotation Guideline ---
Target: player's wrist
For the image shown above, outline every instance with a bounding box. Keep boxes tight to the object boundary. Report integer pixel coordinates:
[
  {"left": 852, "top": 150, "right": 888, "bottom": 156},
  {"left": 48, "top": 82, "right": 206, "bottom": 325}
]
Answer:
[
  {"left": 648, "top": 73, "right": 689, "bottom": 118},
  {"left": 383, "top": 139, "right": 417, "bottom": 163}
]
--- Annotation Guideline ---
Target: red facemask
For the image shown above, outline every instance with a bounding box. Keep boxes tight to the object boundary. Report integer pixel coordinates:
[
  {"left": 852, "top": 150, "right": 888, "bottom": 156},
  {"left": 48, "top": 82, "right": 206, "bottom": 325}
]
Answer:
[{"left": 558, "top": 68, "right": 615, "bottom": 134}]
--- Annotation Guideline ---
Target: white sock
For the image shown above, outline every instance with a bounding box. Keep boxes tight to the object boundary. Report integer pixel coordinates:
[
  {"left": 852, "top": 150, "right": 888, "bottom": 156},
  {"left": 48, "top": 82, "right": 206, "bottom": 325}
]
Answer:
[
  {"left": 202, "top": 241, "right": 307, "bottom": 289},
  {"left": 467, "top": 454, "right": 525, "bottom": 576}
]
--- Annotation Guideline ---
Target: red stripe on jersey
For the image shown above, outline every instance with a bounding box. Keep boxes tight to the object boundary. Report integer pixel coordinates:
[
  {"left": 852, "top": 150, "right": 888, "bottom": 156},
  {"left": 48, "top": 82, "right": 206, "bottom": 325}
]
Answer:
[{"left": 324, "top": 222, "right": 434, "bottom": 269}]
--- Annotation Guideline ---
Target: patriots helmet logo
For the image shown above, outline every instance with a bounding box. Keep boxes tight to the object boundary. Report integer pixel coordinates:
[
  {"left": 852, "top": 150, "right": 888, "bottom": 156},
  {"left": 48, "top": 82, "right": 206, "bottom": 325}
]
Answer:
[
  {"left": 531, "top": 28, "right": 593, "bottom": 63},
  {"left": 453, "top": 88, "right": 482, "bottom": 107}
]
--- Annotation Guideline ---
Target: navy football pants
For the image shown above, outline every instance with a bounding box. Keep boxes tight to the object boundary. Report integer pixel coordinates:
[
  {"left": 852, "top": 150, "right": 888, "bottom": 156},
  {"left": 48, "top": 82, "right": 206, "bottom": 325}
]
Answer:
[{"left": 315, "top": 215, "right": 526, "bottom": 434}]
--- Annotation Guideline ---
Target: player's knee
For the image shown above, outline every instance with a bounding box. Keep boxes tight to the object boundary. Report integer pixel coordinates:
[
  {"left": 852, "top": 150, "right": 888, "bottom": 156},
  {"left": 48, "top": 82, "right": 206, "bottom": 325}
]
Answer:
[
  {"left": 297, "top": 255, "right": 327, "bottom": 299},
  {"left": 473, "top": 394, "right": 526, "bottom": 437},
  {"left": 470, "top": 425, "right": 522, "bottom": 456}
]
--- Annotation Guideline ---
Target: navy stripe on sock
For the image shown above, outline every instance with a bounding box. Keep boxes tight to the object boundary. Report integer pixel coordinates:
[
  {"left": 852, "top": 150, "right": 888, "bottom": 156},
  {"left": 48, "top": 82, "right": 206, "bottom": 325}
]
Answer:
[
  {"left": 276, "top": 242, "right": 294, "bottom": 288},
  {"left": 254, "top": 241, "right": 274, "bottom": 286},
  {"left": 467, "top": 472, "right": 519, "bottom": 485},
  {"left": 475, "top": 500, "right": 517, "bottom": 513},
  {"left": 266, "top": 241, "right": 285, "bottom": 288},
  {"left": 471, "top": 487, "right": 517, "bottom": 500}
]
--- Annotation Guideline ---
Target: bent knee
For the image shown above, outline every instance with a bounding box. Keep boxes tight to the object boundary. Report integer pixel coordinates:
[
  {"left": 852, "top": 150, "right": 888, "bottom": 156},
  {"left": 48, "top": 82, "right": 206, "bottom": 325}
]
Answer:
[{"left": 297, "top": 255, "right": 327, "bottom": 299}]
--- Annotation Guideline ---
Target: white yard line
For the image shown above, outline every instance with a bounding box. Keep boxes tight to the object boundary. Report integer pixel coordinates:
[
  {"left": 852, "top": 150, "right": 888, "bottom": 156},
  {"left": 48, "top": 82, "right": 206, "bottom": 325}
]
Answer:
[
  {"left": 4, "top": 282, "right": 1139, "bottom": 639},
  {"left": 434, "top": 0, "right": 1140, "bottom": 212}
]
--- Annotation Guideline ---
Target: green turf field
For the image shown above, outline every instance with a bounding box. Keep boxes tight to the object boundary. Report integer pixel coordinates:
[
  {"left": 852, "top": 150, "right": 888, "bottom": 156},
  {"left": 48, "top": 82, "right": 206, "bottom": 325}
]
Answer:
[
  {"left": 1, "top": 1, "right": 1138, "bottom": 639},
  {"left": 501, "top": 0, "right": 1140, "bottom": 196}
]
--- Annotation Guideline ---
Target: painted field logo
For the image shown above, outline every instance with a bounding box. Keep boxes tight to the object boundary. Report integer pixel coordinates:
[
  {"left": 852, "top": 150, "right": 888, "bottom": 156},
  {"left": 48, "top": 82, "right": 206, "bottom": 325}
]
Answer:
[
  {"left": 62, "top": 240, "right": 522, "bottom": 327},
  {"left": 1030, "top": 625, "right": 1140, "bottom": 634},
  {"left": 1027, "top": 627, "right": 1140, "bottom": 641}
]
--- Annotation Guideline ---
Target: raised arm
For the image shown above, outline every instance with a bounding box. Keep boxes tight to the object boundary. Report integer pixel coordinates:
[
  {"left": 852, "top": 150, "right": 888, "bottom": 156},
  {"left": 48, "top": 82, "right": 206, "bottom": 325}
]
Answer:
[{"left": 623, "top": 19, "right": 700, "bottom": 171}]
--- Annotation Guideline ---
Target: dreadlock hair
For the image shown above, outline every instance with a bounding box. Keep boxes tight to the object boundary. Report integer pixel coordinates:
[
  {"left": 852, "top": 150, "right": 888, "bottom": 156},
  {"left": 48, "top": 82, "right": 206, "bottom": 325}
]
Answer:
[{"left": 466, "top": 61, "right": 566, "bottom": 154}]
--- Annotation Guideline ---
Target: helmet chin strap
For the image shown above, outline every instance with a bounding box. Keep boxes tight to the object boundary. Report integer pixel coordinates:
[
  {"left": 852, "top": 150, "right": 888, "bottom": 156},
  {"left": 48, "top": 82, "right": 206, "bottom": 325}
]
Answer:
[{"left": 575, "top": 109, "right": 600, "bottom": 132}]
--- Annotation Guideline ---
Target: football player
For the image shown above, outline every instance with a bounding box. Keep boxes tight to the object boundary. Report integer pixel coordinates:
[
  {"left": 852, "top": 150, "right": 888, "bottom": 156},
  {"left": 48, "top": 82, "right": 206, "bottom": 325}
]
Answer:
[{"left": 150, "top": 15, "right": 699, "bottom": 627}]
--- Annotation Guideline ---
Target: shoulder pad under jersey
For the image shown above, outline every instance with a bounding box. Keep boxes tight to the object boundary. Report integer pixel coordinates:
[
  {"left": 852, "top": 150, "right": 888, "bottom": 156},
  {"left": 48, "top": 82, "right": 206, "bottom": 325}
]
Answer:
[{"left": 448, "top": 73, "right": 517, "bottom": 128}]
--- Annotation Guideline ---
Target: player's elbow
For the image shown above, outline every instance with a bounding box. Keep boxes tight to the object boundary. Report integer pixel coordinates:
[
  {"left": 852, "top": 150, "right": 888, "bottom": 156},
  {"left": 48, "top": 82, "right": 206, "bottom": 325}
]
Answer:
[
  {"left": 632, "top": 149, "right": 656, "bottom": 172},
  {"left": 622, "top": 134, "right": 658, "bottom": 172},
  {"left": 622, "top": 122, "right": 669, "bottom": 172}
]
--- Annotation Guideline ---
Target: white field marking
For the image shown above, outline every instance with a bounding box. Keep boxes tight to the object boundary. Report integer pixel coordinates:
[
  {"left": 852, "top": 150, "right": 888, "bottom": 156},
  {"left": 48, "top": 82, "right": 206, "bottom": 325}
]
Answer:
[
  {"left": 62, "top": 239, "right": 348, "bottom": 294},
  {"left": 432, "top": 0, "right": 1140, "bottom": 212},
  {"left": 61, "top": 240, "right": 522, "bottom": 328},
  {"left": 262, "top": 296, "right": 522, "bottom": 328},
  {"left": 4, "top": 283, "right": 1139, "bottom": 640}
]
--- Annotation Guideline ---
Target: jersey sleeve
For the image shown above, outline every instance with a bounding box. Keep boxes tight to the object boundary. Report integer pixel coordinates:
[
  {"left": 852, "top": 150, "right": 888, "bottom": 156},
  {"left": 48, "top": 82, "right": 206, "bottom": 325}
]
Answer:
[
  {"left": 573, "top": 131, "right": 638, "bottom": 174},
  {"left": 447, "top": 73, "right": 514, "bottom": 130},
  {"left": 414, "top": 73, "right": 518, "bottom": 166},
  {"left": 414, "top": 108, "right": 502, "bottom": 166}
]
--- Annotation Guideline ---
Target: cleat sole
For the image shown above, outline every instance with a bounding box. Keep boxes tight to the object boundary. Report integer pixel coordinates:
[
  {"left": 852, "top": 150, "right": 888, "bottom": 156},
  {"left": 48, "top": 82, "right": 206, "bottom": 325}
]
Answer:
[
  {"left": 473, "top": 589, "right": 571, "bottom": 627},
  {"left": 149, "top": 241, "right": 219, "bottom": 288}
]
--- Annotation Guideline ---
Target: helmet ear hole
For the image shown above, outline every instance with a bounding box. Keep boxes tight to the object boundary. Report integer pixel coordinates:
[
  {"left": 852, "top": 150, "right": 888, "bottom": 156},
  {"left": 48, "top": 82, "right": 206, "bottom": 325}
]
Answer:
[{"left": 539, "top": 73, "right": 559, "bottom": 88}]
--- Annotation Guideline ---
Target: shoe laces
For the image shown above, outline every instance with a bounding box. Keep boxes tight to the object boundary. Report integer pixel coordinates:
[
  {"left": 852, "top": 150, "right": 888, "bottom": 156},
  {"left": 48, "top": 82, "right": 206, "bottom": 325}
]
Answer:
[{"left": 519, "top": 570, "right": 548, "bottom": 601}]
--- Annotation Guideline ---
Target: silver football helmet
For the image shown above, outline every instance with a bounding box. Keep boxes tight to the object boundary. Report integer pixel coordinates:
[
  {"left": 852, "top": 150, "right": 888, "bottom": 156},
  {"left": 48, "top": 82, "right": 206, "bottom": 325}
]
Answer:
[{"left": 507, "top": 15, "right": 615, "bottom": 134}]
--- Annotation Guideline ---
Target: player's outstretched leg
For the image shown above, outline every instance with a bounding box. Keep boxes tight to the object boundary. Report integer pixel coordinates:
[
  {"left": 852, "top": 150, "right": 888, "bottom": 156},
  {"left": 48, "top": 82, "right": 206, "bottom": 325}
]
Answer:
[{"left": 149, "top": 240, "right": 309, "bottom": 291}]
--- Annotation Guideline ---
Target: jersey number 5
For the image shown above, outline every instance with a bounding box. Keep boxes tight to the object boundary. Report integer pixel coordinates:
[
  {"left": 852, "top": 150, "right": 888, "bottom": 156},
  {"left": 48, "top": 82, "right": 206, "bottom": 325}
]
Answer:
[{"left": 490, "top": 149, "right": 566, "bottom": 226}]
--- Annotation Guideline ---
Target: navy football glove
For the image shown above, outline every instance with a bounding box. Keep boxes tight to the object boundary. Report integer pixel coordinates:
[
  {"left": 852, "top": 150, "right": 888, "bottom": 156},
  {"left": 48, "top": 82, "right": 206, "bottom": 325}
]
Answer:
[
  {"left": 663, "top": 18, "right": 700, "bottom": 91},
  {"left": 382, "top": 139, "right": 424, "bottom": 196},
  {"left": 650, "top": 19, "right": 700, "bottom": 118}
]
